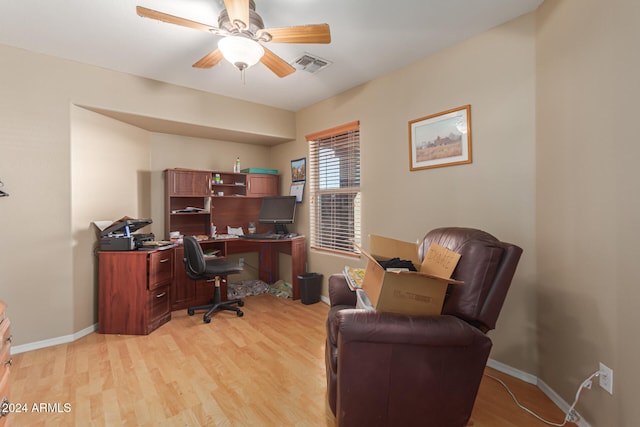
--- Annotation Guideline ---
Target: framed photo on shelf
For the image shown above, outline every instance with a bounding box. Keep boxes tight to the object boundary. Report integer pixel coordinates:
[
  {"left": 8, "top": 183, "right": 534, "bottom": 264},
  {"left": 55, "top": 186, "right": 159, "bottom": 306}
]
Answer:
[
  {"left": 408, "top": 105, "right": 472, "bottom": 171},
  {"left": 291, "top": 157, "right": 306, "bottom": 182}
]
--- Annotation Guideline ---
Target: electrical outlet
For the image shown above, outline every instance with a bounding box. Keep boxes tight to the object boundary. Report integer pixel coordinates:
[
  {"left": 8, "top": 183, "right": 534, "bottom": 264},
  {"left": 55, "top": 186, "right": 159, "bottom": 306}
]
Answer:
[
  {"left": 239, "top": 257, "right": 244, "bottom": 267},
  {"left": 566, "top": 409, "right": 580, "bottom": 423},
  {"left": 599, "top": 362, "right": 613, "bottom": 395}
]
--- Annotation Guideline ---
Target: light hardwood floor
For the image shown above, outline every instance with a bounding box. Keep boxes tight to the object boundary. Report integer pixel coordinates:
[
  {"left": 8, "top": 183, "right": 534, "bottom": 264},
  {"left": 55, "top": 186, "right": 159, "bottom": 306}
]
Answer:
[{"left": 9, "top": 295, "right": 575, "bottom": 426}]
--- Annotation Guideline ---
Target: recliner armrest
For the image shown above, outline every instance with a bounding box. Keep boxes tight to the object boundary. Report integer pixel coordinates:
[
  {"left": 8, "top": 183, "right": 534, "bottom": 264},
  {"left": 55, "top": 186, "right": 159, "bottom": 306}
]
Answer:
[{"left": 334, "top": 310, "right": 483, "bottom": 346}]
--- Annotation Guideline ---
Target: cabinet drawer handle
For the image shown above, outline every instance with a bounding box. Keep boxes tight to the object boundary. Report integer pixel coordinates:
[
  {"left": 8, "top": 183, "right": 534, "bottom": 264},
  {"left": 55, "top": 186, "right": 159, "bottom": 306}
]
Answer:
[
  {"left": 2, "top": 358, "right": 12, "bottom": 367},
  {"left": 156, "top": 292, "right": 167, "bottom": 298},
  {"left": 1, "top": 397, "right": 9, "bottom": 417},
  {"left": 159, "top": 258, "right": 170, "bottom": 263}
]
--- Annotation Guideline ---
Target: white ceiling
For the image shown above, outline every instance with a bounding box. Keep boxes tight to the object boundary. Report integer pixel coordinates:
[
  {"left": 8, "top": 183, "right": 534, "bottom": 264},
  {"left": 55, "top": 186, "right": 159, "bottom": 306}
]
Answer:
[{"left": 0, "top": 0, "right": 542, "bottom": 113}]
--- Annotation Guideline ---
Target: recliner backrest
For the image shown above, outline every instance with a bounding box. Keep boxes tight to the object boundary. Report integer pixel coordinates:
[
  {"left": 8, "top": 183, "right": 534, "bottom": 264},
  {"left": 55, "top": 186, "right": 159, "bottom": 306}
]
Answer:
[
  {"left": 183, "top": 236, "right": 206, "bottom": 279},
  {"left": 418, "top": 227, "right": 522, "bottom": 332}
]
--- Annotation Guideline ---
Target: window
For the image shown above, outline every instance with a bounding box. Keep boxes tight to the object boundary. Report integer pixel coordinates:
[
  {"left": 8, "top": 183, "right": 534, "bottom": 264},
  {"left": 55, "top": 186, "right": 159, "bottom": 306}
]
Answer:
[{"left": 306, "top": 121, "right": 361, "bottom": 255}]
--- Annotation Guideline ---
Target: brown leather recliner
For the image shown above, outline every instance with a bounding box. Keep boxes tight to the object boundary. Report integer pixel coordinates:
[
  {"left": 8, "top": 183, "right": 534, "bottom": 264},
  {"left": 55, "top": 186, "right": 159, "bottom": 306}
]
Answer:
[{"left": 325, "top": 227, "right": 523, "bottom": 427}]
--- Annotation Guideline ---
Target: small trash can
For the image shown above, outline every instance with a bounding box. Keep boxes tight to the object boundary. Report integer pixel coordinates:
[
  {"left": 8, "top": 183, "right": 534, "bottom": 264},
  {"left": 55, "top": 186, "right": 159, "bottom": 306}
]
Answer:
[{"left": 298, "top": 272, "right": 323, "bottom": 305}]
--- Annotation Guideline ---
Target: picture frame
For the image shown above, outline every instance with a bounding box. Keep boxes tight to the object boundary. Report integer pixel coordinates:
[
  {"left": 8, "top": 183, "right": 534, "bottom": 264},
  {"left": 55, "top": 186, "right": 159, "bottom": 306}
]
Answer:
[
  {"left": 290, "top": 182, "right": 304, "bottom": 203},
  {"left": 408, "top": 105, "right": 472, "bottom": 171},
  {"left": 291, "top": 157, "right": 306, "bottom": 182}
]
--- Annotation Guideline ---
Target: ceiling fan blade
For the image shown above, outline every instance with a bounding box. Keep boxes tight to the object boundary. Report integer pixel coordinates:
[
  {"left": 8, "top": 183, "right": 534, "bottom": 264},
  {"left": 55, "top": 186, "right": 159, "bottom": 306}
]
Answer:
[
  {"left": 223, "top": 0, "right": 250, "bottom": 29},
  {"left": 192, "top": 49, "right": 224, "bottom": 69},
  {"left": 260, "top": 47, "right": 295, "bottom": 78},
  {"left": 136, "top": 6, "right": 216, "bottom": 33},
  {"left": 260, "top": 24, "right": 331, "bottom": 44}
]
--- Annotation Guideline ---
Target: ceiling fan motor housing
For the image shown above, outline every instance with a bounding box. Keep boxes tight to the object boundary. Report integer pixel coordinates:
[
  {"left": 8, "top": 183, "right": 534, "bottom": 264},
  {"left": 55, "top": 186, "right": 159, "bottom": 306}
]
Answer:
[{"left": 218, "top": 0, "right": 266, "bottom": 39}]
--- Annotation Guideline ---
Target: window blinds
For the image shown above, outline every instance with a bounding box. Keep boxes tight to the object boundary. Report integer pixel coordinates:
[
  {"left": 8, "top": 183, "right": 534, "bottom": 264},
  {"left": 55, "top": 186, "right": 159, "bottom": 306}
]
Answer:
[{"left": 307, "top": 121, "right": 361, "bottom": 255}]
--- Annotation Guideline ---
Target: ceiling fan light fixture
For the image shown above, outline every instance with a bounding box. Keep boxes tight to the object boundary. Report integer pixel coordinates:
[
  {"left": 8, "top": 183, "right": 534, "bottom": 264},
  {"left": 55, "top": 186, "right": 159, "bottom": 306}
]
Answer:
[{"left": 218, "top": 36, "right": 264, "bottom": 71}]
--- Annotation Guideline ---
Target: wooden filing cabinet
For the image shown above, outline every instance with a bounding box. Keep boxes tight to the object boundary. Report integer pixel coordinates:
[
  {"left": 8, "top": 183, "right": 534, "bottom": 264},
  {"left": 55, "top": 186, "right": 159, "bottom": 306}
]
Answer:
[
  {"left": 98, "top": 248, "right": 174, "bottom": 335},
  {"left": 0, "top": 301, "right": 11, "bottom": 426}
]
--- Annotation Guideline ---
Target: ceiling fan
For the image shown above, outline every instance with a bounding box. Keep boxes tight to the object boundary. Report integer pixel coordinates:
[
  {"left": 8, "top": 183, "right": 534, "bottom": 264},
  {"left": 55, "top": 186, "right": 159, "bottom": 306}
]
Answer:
[{"left": 136, "top": 0, "right": 331, "bottom": 78}]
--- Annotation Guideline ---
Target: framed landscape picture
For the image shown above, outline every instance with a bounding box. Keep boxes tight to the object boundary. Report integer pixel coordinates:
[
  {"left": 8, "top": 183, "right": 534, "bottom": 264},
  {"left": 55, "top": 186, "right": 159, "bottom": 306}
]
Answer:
[{"left": 408, "top": 105, "right": 472, "bottom": 171}]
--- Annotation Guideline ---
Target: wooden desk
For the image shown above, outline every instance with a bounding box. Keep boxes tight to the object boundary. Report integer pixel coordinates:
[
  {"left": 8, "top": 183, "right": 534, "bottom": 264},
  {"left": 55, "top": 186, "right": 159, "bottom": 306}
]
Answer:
[
  {"left": 225, "top": 236, "right": 306, "bottom": 300},
  {"left": 171, "top": 236, "right": 306, "bottom": 310}
]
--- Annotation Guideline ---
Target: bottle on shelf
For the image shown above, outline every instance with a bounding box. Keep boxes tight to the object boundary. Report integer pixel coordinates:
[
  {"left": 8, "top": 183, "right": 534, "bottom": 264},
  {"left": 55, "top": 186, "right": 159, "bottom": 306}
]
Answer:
[{"left": 234, "top": 157, "right": 241, "bottom": 173}]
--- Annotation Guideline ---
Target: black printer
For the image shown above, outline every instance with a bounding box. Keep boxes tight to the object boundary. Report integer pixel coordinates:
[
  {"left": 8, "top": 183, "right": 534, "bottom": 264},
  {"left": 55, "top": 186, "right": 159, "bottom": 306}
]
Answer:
[{"left": 99, "top": 218, "right": 154, "bottom": 251}]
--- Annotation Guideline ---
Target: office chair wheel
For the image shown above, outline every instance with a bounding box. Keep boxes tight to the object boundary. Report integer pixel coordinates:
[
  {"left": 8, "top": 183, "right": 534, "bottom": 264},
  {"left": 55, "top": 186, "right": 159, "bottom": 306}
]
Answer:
[
  {"left": 238, "top": 300, "right": 245, "bottom": 307},
  {"left": 203, "top": 315, "right": 212, "bottom": 323},
  {"left": 237, "top": 310, "right": 244, "bottom": 317},
  {"left": 187, "top": 308, "right": 195, "bottom": 316}
]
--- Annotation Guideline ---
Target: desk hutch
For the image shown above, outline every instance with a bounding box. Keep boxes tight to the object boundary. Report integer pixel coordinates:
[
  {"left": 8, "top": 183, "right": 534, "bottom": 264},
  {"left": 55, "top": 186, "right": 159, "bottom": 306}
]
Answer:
[
  {"left": 165, "top": 168, "right": 279, "bottom": 238},
  {"left": 98, "top": 168, "right": 306, "bottom": 335}
]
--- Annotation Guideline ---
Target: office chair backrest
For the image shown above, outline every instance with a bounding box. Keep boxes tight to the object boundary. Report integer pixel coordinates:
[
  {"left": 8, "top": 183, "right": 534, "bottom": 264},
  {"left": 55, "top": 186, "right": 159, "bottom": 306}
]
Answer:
[{"left": 183, "top": 236, "right": 206, "bottom": 279}]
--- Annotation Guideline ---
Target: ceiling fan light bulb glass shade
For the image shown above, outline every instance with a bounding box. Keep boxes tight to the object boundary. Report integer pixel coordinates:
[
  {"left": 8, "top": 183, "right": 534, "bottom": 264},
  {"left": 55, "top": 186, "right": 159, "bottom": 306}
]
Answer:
[{"left": 218, "top": 36, "right": 264, "bottom": 71}]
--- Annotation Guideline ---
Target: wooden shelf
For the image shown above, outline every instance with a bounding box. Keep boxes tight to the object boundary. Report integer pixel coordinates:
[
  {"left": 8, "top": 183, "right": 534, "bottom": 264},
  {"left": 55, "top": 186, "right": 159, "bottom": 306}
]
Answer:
[{"left": 169, "top": 211, "right": 210, "bottom": 215}]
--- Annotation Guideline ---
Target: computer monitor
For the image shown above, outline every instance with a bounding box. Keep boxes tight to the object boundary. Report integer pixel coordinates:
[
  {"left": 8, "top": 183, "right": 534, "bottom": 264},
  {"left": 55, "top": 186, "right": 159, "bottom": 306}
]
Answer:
[{"left": 258, "top": 196, "right": 296, "bottom": 234}]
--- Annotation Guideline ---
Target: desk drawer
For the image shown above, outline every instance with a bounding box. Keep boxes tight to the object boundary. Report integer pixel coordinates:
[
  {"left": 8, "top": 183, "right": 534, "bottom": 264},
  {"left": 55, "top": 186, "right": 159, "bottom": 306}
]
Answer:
[
  {"left": 148, "top": 284, "right": 171, "bottom": 322},
  {"left": 0, "top": 327, "right": 10, "bottom": 414},
  {"left": 0, "top": 318, "right": 10, "bottom": 371},
  {"left": 0, "top": 367, "right": 9, "bottom": 426},
  {"left": 149, "top": 249, "right": 174, "bottom": 290}
]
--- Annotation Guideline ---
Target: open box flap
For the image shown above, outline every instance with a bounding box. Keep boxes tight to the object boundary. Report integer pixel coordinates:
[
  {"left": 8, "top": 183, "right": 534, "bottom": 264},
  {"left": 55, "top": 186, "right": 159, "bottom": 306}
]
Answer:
[
  {"left": 420, "top": 242, "right": 462, "bottom": 279},
  {"left": 368, "top": 234, "right": 421, "bottom": 266}
]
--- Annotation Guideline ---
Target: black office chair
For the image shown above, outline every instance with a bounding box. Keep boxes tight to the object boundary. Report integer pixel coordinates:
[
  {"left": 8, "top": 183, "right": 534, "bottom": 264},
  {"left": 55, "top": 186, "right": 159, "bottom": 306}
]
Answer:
[{"left": 183, "top": 236, "right": 244, "bottom": 323}]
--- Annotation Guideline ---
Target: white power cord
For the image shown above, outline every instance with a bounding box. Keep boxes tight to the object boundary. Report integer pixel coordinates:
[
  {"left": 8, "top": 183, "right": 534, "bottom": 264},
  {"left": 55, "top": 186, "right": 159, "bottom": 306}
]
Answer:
[{"left": 485, "top": 370, "right": 600, "bottom": 426}]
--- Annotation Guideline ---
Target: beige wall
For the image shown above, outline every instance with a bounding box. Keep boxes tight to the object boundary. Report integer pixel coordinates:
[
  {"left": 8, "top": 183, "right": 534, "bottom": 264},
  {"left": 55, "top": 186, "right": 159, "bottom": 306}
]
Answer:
[
  {"left": 289, "top": 14, "right": 538, "bottom": 373},
  {"left": 536, "top": 0, "right": 639, "bottom": 424},
  {"left": 71, "top": 106, "right": 152, "bottom": 333},
  {"left": 0, "top": 44, "right": 295, "bottom": 347}
]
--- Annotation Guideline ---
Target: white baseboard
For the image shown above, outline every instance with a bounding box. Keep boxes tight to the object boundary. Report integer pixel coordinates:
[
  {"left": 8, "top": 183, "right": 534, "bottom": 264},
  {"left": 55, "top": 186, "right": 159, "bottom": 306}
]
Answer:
[
  {"left": 487, "top": 358, "right": 538, "bottom": 384},
  {"left": 11, "top": 323, "right": 97, "bottom": 355},
  {"left": 487, "top": 358, "right": 591, "bottom": 427}
]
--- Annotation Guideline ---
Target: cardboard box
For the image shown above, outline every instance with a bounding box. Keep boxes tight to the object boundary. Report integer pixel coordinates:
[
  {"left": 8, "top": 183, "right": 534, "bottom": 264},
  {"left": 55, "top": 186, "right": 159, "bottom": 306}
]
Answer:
[{"left": 358, "top": 235, "right": 463, "bottom": 316}]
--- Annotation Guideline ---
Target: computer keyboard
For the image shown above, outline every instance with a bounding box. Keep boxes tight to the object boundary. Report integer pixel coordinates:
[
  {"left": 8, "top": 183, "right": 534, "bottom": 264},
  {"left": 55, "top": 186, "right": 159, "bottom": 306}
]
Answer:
[{"left": 243, "top": 233, "right": 284, "bottom": 240}]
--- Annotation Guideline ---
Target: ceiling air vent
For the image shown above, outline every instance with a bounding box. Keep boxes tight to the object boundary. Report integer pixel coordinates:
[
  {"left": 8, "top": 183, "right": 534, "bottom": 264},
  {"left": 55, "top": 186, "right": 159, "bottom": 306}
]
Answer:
[{"left": 292, "top": 53, "right": 332, "bottom": 74}]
